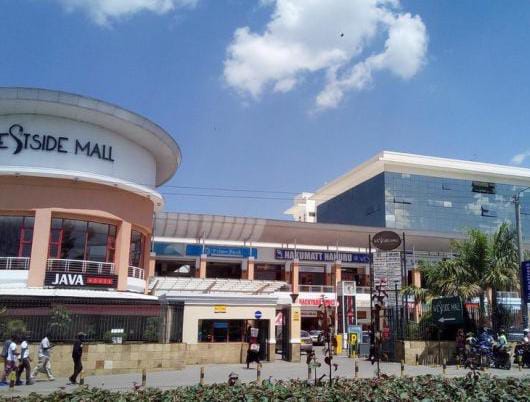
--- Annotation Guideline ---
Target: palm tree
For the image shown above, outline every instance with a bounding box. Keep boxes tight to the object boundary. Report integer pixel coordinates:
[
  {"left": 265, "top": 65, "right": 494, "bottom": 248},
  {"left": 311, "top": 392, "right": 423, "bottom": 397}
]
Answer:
[{"left": 410, "top": 223, "right": 519, "bottom": 325}]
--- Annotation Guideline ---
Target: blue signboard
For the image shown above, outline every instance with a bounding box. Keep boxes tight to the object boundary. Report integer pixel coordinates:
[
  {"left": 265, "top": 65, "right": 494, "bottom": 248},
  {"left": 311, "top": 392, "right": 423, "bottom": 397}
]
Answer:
[
  {"left": 522, "top": 261, "right": 530, "bottom": 303},
  {"left": 255, "top": 311, "right": 262, "bottom": 319},
  {"left": 274, "top": 248, "right": 369, "bottom": 263},
  {"left": 186, "top": 244, "right": 258, "bottom": 259}
]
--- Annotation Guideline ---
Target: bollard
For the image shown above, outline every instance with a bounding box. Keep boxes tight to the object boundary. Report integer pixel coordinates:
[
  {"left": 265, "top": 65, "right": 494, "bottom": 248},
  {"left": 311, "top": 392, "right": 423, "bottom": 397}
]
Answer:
[
  {"left": 256, "top": 363, "right": 262, "bottom": 383},
  {"left": 79, "top": 370, "right": 85, "bottom": 385},
  {"left": 8, "top": 370, "right": 16, "bottom": 390},
  {"left": 307, "top": 364, "right": 312, "bottom": 381},
  {"left": 415, "top": 354, "right": 419, "bottom": 366},
  {"left": 200, "top": 367, "right": 205, "bottom": 385},
  {"left": 518, "top": 356, "right": 522, "bottom": 372},
  {"left": 400, "top": 360, "right": 405, "bottom": 377},
  {"left": 442, "top": 358, "right": 446, "bottom": 376},
  {"left": 141, "top": 368, "right": 147, "bottom": 387},
  {"left": 354, "top": 359, "right": 359, "bottom": 378}
]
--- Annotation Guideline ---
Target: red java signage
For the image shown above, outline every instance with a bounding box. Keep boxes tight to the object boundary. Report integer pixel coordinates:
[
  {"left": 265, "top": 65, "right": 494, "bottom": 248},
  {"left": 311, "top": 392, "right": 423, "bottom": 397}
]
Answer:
[{"left": 44, "top": 272, "right": 117, "bottom": 288}]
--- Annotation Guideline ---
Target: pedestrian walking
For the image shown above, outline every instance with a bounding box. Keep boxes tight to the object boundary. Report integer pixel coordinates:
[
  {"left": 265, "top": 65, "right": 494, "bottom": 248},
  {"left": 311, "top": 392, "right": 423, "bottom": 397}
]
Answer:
[
  {"left": 31, "top": 333, "right": 54, "bottom": 381},
  {"left": 0, "top": 336, "right": 12, "bottom": 385},
  {"left": 3, "top": 335, "right": 19, "bottom": 385},
  {"left": 246, "top": 340, "right": 260, "bottom": 368},
  {"left": 69, "top": 333, "right": 85, "bottom": 384},
  {"left": 16, "top": 336, "right": 33, "bottom": 386}
]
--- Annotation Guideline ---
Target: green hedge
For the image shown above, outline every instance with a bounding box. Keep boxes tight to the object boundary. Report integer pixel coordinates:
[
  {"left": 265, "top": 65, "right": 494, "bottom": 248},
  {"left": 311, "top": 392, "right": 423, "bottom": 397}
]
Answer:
[{"left": 3, "top": 375, "right": 530, "bottom": 401}]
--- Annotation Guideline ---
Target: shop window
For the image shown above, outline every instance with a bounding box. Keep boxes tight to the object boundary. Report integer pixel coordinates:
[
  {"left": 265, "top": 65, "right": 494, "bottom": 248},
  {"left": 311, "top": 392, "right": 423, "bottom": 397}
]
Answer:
[
  {"left": 0, "top": 215, "right": 34, "bottom": 257},
  {"left": 49, "top": 218, "right": 116, "bottom": 262},
  {"left": 255, "top": 264, "right": 283, "bottom": 281},
  {"left": 357, "top": 311, "right": 367, "bottom": 320},
  {"left": 129, "top": 230, "right": 146, "bottom": 268},
  {"left": 299, "top": 266, "right": 325, "bottom": 286},
  {"left": 206, "top": 262, "right": 242, "bottom": 279},
  {"left": 198, "top": 319, "right": 245, "bottom": 342},
  {"left": 155, "top": 260, "right": 196, "bottom": 277},
  {"left": 472, "top": 181, "right": 495, "bottom": 194}
]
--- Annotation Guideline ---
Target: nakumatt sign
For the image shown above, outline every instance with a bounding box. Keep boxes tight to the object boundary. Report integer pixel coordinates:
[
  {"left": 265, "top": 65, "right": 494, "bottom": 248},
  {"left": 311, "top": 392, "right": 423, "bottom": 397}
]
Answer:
[{"left": 0, "top": 124, "right": 115, "bottom": 162}]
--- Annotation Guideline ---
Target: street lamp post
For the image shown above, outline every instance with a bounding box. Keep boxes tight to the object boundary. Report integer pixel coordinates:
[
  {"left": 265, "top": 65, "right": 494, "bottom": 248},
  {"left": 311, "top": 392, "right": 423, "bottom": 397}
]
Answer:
[{"left": 513, "top": 187, "right": 530, "bottom": 329}]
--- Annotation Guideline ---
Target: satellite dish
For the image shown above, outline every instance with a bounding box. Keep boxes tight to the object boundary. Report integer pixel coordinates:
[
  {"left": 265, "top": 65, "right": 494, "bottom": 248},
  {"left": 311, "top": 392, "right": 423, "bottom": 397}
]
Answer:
[{"left": 178, "top": 265, "right": 190, "bottom": 274}]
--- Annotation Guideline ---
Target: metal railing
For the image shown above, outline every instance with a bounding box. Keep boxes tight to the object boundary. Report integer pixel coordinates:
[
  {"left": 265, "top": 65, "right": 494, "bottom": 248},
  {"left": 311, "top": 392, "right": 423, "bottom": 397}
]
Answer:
[
  {"left": 47, "top": 259, "right": 115, "bottom": 275},
  {"left": 299, "top": 284, "right": 335, "bottom": 293},
  {"left": 128, "top": 266, "right": 145, "bottom": 280},
  {"left": 0, "top": 257, "right": 30, "bottom": 270}
]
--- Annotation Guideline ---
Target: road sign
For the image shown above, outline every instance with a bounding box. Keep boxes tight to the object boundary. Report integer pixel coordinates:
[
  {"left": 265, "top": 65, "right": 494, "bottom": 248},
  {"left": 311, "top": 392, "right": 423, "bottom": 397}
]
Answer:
[
  {"left": 255, "top": 310, "right": 262, "bottom": 319},
  {"left": 432, "top": 296, "right": 463, "bottom": 325}
]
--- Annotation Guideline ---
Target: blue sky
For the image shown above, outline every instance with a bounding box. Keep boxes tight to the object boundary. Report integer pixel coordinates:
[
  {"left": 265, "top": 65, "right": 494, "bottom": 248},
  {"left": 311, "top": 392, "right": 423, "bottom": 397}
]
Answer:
[{"left": 2, "top": 1, "right": 530, "bottom": 219}]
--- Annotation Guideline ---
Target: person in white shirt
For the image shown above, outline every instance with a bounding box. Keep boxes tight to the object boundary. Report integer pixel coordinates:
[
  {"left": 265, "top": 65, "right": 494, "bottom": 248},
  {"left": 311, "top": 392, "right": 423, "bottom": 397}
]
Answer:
[
  {"left": 31, "top": 334, "right": 54, "bottom": 381},
  {"left": 4, "top": 335, "right": 19, "bottom": 382},
  {"left": 16, "top": 336, "right": 32, "bottom": 385},
  {"left": 523, "top": 329, "right": 529, "bottom": 344}
]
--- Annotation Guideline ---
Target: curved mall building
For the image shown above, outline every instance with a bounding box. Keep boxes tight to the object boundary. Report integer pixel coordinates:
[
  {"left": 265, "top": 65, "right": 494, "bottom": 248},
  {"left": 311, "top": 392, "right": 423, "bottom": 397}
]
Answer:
[{"left": 0, "top": 87, "right": 181, "bottom": 294}]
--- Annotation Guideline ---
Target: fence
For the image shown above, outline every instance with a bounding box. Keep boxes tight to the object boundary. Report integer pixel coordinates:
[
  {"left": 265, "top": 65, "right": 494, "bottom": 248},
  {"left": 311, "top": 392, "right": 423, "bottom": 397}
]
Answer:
[
  {"left": 384, "top": 302, "right": 523, "bottom": 342},
  {"left": 0, "top": 296, "right": 184, "bottom": 343}
]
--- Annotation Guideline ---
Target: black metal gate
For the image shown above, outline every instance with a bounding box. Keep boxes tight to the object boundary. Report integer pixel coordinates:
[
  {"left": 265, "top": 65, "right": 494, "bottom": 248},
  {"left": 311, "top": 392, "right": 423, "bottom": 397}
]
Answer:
[{"left": 281, "top": 308, "right": 291, "bottom": 361}]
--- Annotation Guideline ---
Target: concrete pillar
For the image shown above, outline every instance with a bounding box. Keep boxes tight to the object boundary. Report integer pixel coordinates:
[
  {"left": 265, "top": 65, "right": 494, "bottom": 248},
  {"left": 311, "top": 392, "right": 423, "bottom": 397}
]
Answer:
[
  {"left": 246, "top": 257, "right": 255, "bottom": 280},
  {"left": 27, "top": 208, "right": 52, "bottom": 288},
  {"left": 291, "top": 259, "right": 299, "bottom": 293},
  {"left": 332, "top": 260, "right": 342, "bottom": 285},
  {"left": 116, "top": 221, "right": 132, "bottom": 291},
  {"left": 198, "top": 254, "right": 207, "bottom": 279},
  {"left": 145, "top": 253, "right": 156, "bottom": 295},
  {"left": 289, "top": 304, "right": 301, "bottom": 362}
]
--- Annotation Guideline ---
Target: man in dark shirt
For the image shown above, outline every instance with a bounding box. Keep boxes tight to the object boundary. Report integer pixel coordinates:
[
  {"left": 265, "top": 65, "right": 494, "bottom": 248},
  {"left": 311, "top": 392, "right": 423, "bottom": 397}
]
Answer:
[{"left": 69, "top": 333, "right": 85, "bottom": 385}]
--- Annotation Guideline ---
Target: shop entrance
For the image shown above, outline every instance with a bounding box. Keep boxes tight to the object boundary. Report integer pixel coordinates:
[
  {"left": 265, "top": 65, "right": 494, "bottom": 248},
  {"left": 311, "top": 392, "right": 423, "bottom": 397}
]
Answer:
[{"left": 206, "top": 262, "right": 242, "bottom": 279}]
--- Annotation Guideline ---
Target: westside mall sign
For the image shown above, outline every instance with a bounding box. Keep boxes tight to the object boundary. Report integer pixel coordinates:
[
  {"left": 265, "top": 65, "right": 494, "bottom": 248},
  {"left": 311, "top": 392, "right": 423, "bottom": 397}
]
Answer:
[{"left": 0, "top": 124, "right": 115, "bottom": 162}]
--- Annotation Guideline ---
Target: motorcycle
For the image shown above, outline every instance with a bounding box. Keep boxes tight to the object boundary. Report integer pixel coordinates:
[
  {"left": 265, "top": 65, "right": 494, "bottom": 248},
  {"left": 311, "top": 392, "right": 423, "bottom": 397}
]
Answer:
[{"left": 491, "top": 344, "right": 511, "bottom": 370}]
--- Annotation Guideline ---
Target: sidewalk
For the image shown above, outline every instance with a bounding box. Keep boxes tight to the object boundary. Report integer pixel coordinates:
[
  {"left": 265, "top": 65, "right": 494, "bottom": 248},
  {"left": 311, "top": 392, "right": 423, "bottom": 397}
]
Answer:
[{"left": 1, "top": 355, "right": 529, "bottom": 397}]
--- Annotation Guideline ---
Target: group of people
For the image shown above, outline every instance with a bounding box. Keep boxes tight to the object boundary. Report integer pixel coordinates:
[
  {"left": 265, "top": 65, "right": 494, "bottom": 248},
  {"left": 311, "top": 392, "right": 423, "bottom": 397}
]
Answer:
[{"left": 1, "top": 332, "right": 85, "bottom": 387}]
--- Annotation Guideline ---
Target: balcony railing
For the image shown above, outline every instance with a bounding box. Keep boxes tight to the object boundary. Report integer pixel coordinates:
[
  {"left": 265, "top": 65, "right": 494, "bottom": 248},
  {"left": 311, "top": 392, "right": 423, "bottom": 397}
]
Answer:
[
  {"left": 47, "top": 259, "right": 115, "bottom": 275},
  {"left": 299, "top": 284, "right": 335, "bottom": 293},
  {"left": 0, "top": 257, "right": 30, "bottom": 270},
  {"left": 128, "top": 266, "right": 145, "bottom": 280}
]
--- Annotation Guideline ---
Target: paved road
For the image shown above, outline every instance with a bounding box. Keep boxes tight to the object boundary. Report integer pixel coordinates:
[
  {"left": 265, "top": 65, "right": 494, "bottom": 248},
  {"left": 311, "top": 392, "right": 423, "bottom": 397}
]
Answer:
[{"left": 1, "top": 354, "right": 529, "bottom": 397}]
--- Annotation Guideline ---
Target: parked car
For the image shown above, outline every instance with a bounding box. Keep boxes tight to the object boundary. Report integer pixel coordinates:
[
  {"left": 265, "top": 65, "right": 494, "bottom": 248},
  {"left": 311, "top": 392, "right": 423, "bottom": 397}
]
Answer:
[
  {"left": 300, "top": 330, "right": 314, "bottom": 353},
  {"left": 309, "top": 330, "right": 324, "bottom": 345}
]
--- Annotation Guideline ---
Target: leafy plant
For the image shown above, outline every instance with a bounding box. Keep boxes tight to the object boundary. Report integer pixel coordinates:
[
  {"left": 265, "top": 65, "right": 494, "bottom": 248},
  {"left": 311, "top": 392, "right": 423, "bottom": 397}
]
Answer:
[
  {"left": 143, "top": 317, "right": 160, "bottom": 342},
  {"left": 47, "top": 305, "right": 72, "bottom": 341},
  {"left": 1, "top": 375, "right": 529, "bottom": 401}
]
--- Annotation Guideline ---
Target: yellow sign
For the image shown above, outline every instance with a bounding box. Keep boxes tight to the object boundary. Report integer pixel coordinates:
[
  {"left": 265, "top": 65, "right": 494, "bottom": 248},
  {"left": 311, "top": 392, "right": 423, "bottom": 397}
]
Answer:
[
  {"left": 349, "top": 333, "right": 358, "bottom": 344},
  {"left": 293, "top": 310, "right": 300, "bottom": 321},
  {"left": 214, "top": 305, "right": 226, "bottom": 313}
]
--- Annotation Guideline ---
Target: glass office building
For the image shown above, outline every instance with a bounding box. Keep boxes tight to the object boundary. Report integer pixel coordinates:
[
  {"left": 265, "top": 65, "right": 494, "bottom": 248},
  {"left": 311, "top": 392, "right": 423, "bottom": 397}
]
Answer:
[
  {"left": 294, "top": 151, "right": 530, "bottom": 240},
  {"left": 318, "top": 172, "right": 530, "bottom": 239}
]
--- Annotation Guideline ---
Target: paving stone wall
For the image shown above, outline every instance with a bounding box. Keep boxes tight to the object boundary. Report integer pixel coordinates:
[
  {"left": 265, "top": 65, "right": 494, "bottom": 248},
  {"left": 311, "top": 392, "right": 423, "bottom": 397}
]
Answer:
[{"left": 26, "top": 342, "right": 248, "bottom": 377}]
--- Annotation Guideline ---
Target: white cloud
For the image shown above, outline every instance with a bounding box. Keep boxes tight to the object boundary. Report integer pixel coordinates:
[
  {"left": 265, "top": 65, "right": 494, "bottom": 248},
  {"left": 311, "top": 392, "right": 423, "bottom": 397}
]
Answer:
[
  {"left": 224, "top": 0, "right": 428, "bottom": 109},
  {"left": 58, "top": 0, "right": 198, "bottom": 25},
  {"left": 511, "top": 151, "right": 530, "bottom": 165}
]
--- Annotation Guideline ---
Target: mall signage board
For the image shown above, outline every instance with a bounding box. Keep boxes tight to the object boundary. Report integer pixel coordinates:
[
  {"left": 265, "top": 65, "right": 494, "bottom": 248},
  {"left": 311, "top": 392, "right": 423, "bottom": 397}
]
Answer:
[
  {"left": 274, "top": 248, "right": 369, "bottom": 263},
  {"left": 44, "top": 272, "right": 118, "bottom": 289},
  {"left": 372, "top": 231, "right": 401, "bottom": 251},
  {"left": 373, "top": 251, "right": 402, "bottom": 297},
  {"left": 521, "top": 261, "right": 530, "bottom": 303},
  {"left": 186, "top": 244, "right": 258, "bottom": 259},
  {"left": 432, "top": 296, "right": 463, "bottom": 325}
]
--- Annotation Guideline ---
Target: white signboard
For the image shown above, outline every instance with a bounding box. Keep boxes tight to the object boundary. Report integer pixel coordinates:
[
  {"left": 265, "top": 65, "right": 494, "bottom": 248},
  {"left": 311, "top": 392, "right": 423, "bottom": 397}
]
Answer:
[{"left": 373, "top": 251, "right": 402, "bottom": 305}]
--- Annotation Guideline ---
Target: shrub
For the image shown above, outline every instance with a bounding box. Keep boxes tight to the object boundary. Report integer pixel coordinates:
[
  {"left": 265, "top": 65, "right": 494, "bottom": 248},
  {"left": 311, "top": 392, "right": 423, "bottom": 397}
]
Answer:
[{"left": 2, "top": 374, "right": 529, "bottom": 401}]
